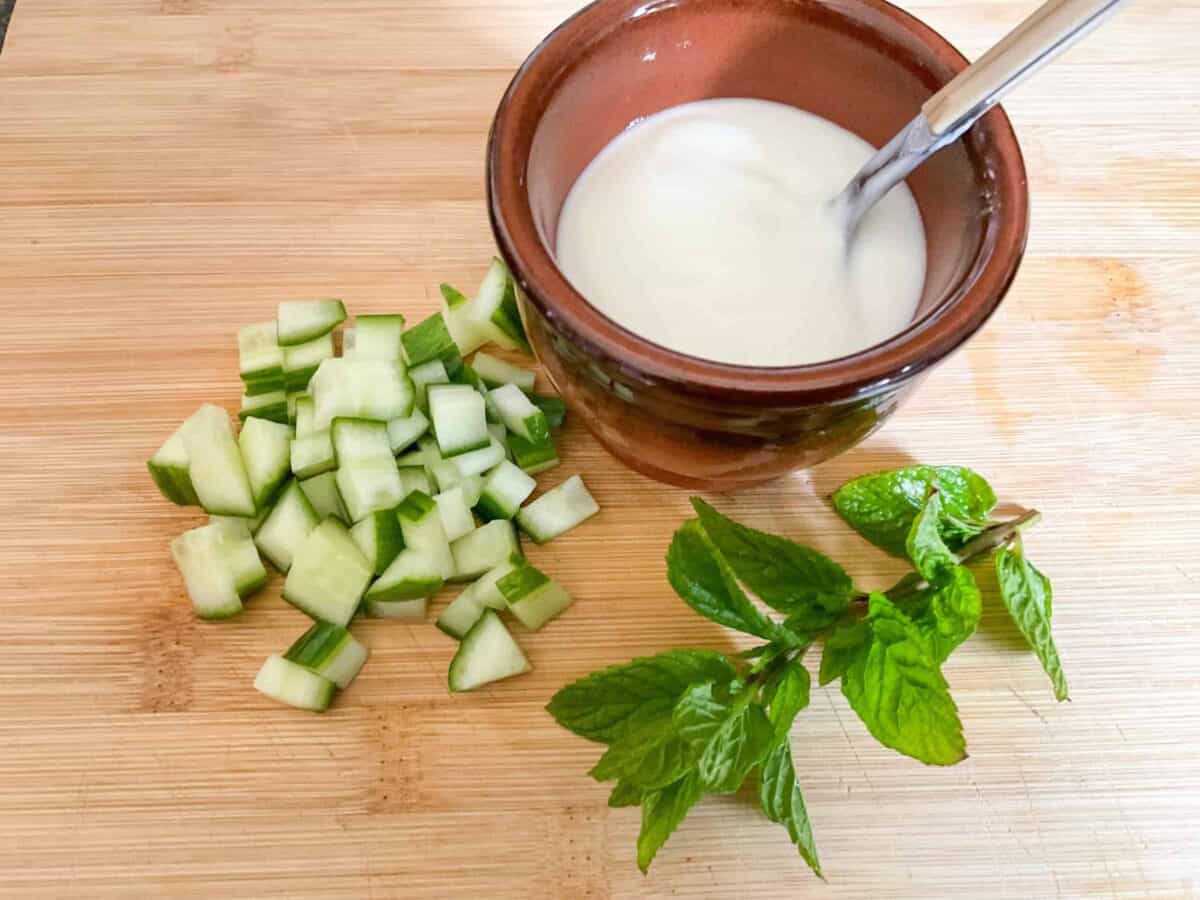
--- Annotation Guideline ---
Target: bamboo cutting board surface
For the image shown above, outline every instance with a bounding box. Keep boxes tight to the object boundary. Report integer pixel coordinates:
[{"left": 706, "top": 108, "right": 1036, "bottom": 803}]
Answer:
[{"left": 1, "top": 1, "right": 1198, "bottom": 897}]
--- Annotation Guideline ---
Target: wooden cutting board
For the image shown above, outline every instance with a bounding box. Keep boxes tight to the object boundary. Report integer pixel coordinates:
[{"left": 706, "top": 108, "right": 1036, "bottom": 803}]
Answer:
[{"left": 1, "top": 1, "right": 1197, "bottom": 896}]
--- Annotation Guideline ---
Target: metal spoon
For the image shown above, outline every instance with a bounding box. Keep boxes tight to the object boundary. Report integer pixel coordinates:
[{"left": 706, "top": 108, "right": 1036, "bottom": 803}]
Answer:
[{"left": 833, "top": 0, "right": 1126, "bottom": 237}]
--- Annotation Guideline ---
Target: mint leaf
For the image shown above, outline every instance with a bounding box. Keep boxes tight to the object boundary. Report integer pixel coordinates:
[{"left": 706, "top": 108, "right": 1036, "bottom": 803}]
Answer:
[
  {"left": 589, "top": 715, "right": 693, "bottom": 790},
  {"left": 841, "top": 593, "right": 966, "bottom": 766},
  {"left": 547, "top": 649, "right": 736, "bottom": 744},
  {"left": 667, "top": 520, "right": 801, "bottom": 645},
  {"left": 760, "top": 740, "right": 822, "bottom": 878},
  {"left": 995, "top": 545, "right": 1069, "bottom": 701},
  {"left": 638, "top": 772, "right": 703, "bottom": 873},
  {"left": 912, "top": 566, "right": 982, "bottom": 664},
  {"left": 763, "top": 660, "right": 810, "bottom": 738},
  {"left": 691, "top": 498, "right": 853, "bottom": 626},
  {"left": 818, "top": 618, "right": 869, "bottom": 685},
  {"left": 905, "top": 490, "right": 959, "bottom": 580},
  {"left": 698, "top": 703, "right": 775, "bottom": 793},
  {"left": 832, "top": 466, "right": 996, "bottom": 557},
  {"left": 672, "top": 682, "right": 736, "bottom": 750},
  {"left": 608, "top": 780, "right": 643, "bottom": 808}
]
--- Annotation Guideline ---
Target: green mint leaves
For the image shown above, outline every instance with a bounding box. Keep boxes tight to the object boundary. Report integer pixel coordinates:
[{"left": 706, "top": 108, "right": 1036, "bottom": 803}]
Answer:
[{"left": 548, "top": 466, "right": 1068, "bottom": 878}]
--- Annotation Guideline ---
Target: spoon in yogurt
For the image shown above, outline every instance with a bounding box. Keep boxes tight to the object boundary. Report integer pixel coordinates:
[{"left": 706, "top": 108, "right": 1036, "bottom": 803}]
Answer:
[{"left": 833, "top": 0, "right": 1127, "bottom": 238}]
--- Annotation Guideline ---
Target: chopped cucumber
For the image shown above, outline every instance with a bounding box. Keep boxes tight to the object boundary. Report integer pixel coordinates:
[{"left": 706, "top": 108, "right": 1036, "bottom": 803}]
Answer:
[
  {"left": 387, "top": 409, "right": 430, "bottom": 454},
  {"left": 397, "top": 467, "right": 434, "bottom": 498},
  {"left": 281, "top": 331, "right": 336, "bottom": 391},
  {"left": 254, "top": 479, "right": 319, "bottom": 572},
  {"left": 210, "top": 507, "right": 269, "bottom": 535},
  {"left": 487, "top": 421, "right": 510, "bottom": 451},
  {"left": 457, "top": 473, "right": 483, "bottom": 508},
  {"left": 476, "top": 460, "right": 536, "bottom": 521},
  {"left": 363, "top": 596, "right": 428, "bottom": 620},
  {"left": 284, "top": 621, "right": 368, "bottom": 689},
  {"left": 254, "top": 654, "right": 335, "bottom": 712},
  {"left": 366, "top": 546, "right": 445, "bottom": 602},
  {"left": 290, "top": 430, "right": 336, "bottom": 479},
  {"left": 509, "top": 431, "right": 559, "bottom": 475},
  {"left": 283, "top": 519, "right": 372, "bottom": 626},
  {"left": 239, "top": 389, "right": 289, "bottom": 424},
  {"left": 429, "top": 458, "right": 465, "bottom": 494},
  {"left": 277, "top": 299, "right": 347, "bottom": 346},
  {"left": 489, "top": 384, "right": 550, "bottom": 444},
  {"left": 434, "top": 486, "right": 476, "bottom": 542},
  {"left": 348, "top": 314, "right": 405, "bottom": 361},
  {"left": 337, "top": 460, "right": 406, "bottom": 523},
  {"left": 238, "top": 320, "right": 283, "bottom": 381},
  {"left": 331, "top": 417, "right": 393, "bottom": 465},
  {"left": 181, "top": 404, "right": 257, "bottom": 517},
  {"left": 294, "top": 396, "right": 316, "bottom": 437},
  {"left": 243, "top": 374, "right": 286, "bottom": 397},
  {"left": 517, "top": 474, "right": 599, "bottom": 543},
  {"left": 409, "top": 359, "right": 450, "bottom": 412},
  {"left": 449, "top": 437, "right": 506, "bottom": 478},
  {"left": 460, "top": 556, "right": 523, "bottom": 610},
  {"left": 448, "top": 610, "right": 531, "bottom": 692},
  {"left": 299, "top": 471, "right": 349, "bottom": 523},
  {"left": 286, "top": 391, "right": 305, "bottom": 424},
  {"left": 451, "top": 519, "right": 520, "bottom": 581},
  {"left": 435, "top": 588, "right": 487, "bottom": 639},
  {"left": 238, "top": 416, "right": 291, "bottom": 508},
  {"left": 429, "top": 384, "right": 489, "bottom": 457},
  {"left": 402, "top": 312, "right": 463, "bottom": 375},
  {"left": 498, "top": 563, "right": 573, "bottom": 630},
  {"left": 468, "top": 257, "right": 529, "bottom": 352},
  {"left": 530, "top": 394, "right": 567, "bottom": 431},
  {"left": 350, "top": 506, "right": 406, "bottom": 575},
  {"left": 171, "top": 523, "right": 244, "bottom": 620},
  {"left": 472, "top": 352, "right": 536, "bottom": 391},
  {"left": 148, "top": 424, "right": 200, "bottom": 506},
  {"left": 396, "top": 490, "right": 455, "bottom": 580},
  {"left": 440, "top": 283, "right": 489, "bottom": 356},
  {"left": 208, "top": 518, "right": 269, "bottom": 598},
  {"left": 310, "top": 358, "right": 414, "bottom": 430}
]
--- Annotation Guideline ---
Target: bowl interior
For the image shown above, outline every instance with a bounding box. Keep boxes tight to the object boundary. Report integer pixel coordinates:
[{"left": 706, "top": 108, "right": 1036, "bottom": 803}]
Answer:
[{"left": 503, "top": 0, "right": 1024, "bottom": 382}]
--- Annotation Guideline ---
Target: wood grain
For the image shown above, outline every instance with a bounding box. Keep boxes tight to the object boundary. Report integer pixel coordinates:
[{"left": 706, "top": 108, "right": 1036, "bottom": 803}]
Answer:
[{"left": 1, "top": 0, "right": 1198, "bottom": 896}]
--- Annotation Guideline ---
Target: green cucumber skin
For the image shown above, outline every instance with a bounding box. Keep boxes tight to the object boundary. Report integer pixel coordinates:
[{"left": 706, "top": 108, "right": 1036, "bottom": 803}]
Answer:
[
  {"left": 473, "top": 493, "right": 510, "bottom": 522},
  {"left": 492, "top": 266, "right": 530, "bottom": 351},
  {"left": 365, "top": 575, "right": 443, "bottom": 602},
  {"left": 530, "top": 395, "right": 566, "bottom": 430},
  {"left": 147, "top": 460, "right": 200, "bottom": 507},
  {"left": 439, "top": 283, "right": 469, "bottom": 308},
  {"left": 508, "top": 432, "right": 559, "bottom": 473},
  {"left": 242, "top": 376, "right": 287, "bottom": 397},
  {"left": 402, "top": 313, "right": 464, "bottom": 375},
  {"left": 239, "top": 405, "right": 290, "bottom": 425},
  {"left": 396, "top": 490, "right": 437, "bottom": 523}
]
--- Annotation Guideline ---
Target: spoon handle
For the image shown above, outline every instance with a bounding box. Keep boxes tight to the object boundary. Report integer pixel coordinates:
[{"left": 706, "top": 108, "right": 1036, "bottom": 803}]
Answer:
[{"left": 922, "top": 0, "right": 1125, "bottom": 141}]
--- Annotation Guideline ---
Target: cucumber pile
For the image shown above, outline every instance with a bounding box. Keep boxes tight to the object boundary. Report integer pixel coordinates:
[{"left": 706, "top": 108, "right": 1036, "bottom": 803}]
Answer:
[{"left": 147, "top": 259, "right": 600, "bottom": 711}]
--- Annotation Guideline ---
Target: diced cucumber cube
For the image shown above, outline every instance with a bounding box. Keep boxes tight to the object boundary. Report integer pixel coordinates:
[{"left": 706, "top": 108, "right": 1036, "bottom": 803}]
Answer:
[
  {"left": 284, "top": 621, "right": 368, "bottom": 689},
  {"left": 516, "top": 475, "right": 599, "bottom": 544},
  {"left": 457, "top": 473, "right": 483, "bottom": 508},
  {"left": 290, "top": 430, "right": 336, "bottom": 478},
  {"left": 435, "top": 486, "right": 476, "bottom": 542},
  {"left": 238, "top": 320, "right": 283, "bottom": 381},
  {"left": 148, "top": 424, "right": 200, "bottom": 506},
  {"left": 348, "top": 314, "right": 405, "bottom": 361},
  {"left": 530, "top": 394, "right": 567, "bottom": 431},
  {"left": 451, "top": 519, "right": 520, "bottom": 581},
  {"left": 498, "top": 564, "right": 574, "bottom": 630},
  {"left": 238, "top": 416, "right": 292, "bottom": 509},
  {"left": 365, "top": 547, "right": 445, "bottom": 602},
  {"left": 429, "top": 384, "right": 490, "bottom": 457},
  {"left": 448, "top": 610, "right": 531, "bottom": 692},
  {"left": 397, "top": 491, "right": 455, "bottom": 580},
  {"left": 449, "top": 437, "right": 506, "bottom": 478},
  {"left": 310, "top": 358, "right": 414, "bottom": 430},
  {"left": 283, "top": 519, "right": 372, "bottom": 626},
  {"left": 337, "top": 460, "right": 406, "bottom": 523},
  {"left": 254, "top": 654, "right": 335, "bottom": 712},
  {"left": 207, "top": 518, "right": 269, "bottom": 598},
  {"left": 254, "top": 480, "right": 319, "bottom": 572},
  {"left": 472, "top": 352, "right": 536, "bottom": 391},
  {"left": 489, "top": 384, "right": 550, "bottom": 444},
  {"left": 467, "top": 257, "right": 529, "bottom": 352},
  {"left": 509, "top": 431, "right": 559, "bottom": 475},
  {"left": 402, "top": 311, "right": 463, "bottom": 375},
  {"left": 294, "top": 396, "right": 316, "bottom": 437},
  {"left": 409, "top": 359, "right": 450, "bottom": 412},
  {"left": 239, "top": 389, "right": 289, "bottom": 425},
  {"left": 476, "top": 460, "right": 536, "bottom": 521},
  {"left": 299, "top": 471, "right": 349, "bottom": 524},
  {"left": 387, "top": 409, "right": 430, "bottom": 454},
  {"left": 460, "top": 556, "right": 523, "bottom": 610},
  {"left": 440, "top": 282, "right": 489, "bottom": 356},
  {"left": 171, "top": 524, "right": 243, "bottom": 620},
  {"left": 331, "top": 418, "right": 393, "bottom": 465},
  {"left": 281, "top": 331, "right": 336, "bottom": 391},
  {"left": 350, "top": 505, "right": 406, "bottom": 575},
  {"left": 277, "top": 299, "right": 347, "bottom": 346},
  {"left": 181, "top": 404, "right": 257, "bottom": 517},
  {"left": 435, "top": 587, "right": 488, "bottom": 639}
]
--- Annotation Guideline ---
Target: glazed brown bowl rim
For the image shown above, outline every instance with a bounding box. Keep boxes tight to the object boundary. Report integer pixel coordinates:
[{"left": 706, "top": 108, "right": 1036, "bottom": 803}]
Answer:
[{"left": 487, "top": 0, "right": 1029, "bottom": 405}]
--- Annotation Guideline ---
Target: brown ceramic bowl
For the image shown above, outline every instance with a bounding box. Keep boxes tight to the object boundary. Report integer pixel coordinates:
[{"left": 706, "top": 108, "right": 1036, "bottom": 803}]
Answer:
[{"left": 487, "top": 0, "right": 1028, "bottom": 489}]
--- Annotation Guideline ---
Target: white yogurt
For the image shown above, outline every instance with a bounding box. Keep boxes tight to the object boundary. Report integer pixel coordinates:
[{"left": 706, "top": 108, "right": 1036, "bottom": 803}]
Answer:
[{"left": 554, "top": 98, "right": 927, "bottom": 367}]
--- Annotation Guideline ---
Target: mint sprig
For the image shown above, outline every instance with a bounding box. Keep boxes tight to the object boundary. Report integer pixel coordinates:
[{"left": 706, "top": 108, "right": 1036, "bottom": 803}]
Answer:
[{"left": 547, "top": 466, "right": 1068, "bottom": 877}]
